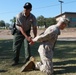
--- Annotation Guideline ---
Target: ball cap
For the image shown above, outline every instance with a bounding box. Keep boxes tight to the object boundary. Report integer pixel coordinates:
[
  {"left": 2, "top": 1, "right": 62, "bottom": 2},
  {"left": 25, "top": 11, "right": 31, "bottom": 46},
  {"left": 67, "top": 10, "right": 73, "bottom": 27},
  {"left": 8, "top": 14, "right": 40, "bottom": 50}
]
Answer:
[{"left": 23, "top": 2, "right": 32, "bottom": 9}]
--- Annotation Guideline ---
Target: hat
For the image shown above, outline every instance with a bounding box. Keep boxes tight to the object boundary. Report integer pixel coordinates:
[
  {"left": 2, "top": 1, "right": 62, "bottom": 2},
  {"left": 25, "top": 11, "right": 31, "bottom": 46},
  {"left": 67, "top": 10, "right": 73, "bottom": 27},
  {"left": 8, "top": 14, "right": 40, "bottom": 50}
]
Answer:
[
  {"left": 23, "top": 2, "right": 32, "bottom": 9},
  {"left": 60, "top": 17, "right": 69, "bottom": 24},
  {"left": 57, "top": 17, "right": 70, "bottom": 25}
]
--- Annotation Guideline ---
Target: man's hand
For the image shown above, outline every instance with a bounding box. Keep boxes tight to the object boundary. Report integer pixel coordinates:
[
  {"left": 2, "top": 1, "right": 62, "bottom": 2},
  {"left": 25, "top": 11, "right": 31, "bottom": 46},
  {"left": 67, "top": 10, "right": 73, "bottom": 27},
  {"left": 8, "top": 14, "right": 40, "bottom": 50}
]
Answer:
[
  {"left": 29, "top": 39, "right": 34, "bottom": 45},
  {"left": 25, "top": 36, "right": 32, "bottom": 42},
  {"left": 26, "top": 36, "right": 34, "bottom": 45}
]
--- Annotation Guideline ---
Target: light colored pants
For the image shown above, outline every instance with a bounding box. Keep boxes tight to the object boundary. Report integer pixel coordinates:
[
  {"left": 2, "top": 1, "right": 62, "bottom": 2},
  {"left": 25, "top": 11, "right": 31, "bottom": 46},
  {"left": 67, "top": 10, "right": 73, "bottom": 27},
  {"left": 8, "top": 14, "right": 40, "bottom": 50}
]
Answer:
[{"left": 36, "top": 44, "right": 53, "bottom": 75}]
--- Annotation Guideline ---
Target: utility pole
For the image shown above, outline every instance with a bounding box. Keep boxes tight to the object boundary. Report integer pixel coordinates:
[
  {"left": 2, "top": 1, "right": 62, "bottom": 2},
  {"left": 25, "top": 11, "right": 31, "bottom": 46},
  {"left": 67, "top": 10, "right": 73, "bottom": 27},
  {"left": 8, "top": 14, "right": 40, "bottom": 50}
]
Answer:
[{"left": 58, "top": 0, "right": 64, "bottom": 14}]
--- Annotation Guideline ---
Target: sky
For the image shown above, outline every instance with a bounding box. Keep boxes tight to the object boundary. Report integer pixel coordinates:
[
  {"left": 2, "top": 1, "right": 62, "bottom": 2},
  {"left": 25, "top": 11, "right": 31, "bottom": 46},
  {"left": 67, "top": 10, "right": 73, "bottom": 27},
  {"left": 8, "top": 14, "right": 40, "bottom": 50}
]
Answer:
[{"left": 0, "top": 0, "right": 76, "bottom": 23}]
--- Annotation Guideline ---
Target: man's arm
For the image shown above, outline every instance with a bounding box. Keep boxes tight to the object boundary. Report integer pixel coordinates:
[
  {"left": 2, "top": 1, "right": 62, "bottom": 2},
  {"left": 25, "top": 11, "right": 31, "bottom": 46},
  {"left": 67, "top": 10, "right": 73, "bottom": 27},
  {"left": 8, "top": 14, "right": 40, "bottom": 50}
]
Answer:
[
  {"left": 32, "top": 29, "right": 55, "bottom": 42},
  {"left": 19, "top": 26, "right": 31, "bottom": 42},
  {"left": 32, "top": 26, "right": 37, "bottom": 38},
  {"left": 33, "top": 32, "right": 51, "bottom": 42}
]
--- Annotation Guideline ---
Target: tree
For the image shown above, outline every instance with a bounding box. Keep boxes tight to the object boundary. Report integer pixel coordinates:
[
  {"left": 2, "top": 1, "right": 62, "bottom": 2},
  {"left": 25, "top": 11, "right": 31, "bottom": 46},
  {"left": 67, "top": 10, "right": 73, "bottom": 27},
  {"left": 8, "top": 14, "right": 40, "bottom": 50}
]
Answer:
[
  {"left": 10, "top": 17, "right": 16, "bottom": 24},
  {"left": 46, "top": 17, "right": 56, "bottom": 27},
  {"left": 5, "top": 23, "right": 10, "bottom": 29},
  {"left": 37, "top": 16, "right": 56, "bottom": 28},
  {"left": 0, "top": 20, "right": 5, "bottom": 27},
  {"left": 37, "top": 15, "right": 45, "bottom": 27}
]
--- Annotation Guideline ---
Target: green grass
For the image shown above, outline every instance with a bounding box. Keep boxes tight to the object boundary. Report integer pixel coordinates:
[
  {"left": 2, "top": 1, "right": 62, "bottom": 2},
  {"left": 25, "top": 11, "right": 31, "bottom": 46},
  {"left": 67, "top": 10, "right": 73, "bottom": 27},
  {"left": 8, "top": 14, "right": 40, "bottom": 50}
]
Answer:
[{"left": 0, "top": 39, "right": 76, "bottom": 75}]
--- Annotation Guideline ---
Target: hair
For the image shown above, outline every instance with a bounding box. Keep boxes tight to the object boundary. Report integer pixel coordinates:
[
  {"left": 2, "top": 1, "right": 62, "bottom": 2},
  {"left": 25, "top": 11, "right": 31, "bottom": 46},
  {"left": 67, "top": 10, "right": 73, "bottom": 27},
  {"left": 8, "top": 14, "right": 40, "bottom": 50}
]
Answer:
[{"left": 56, "top": 17, "right": 70, "bottom": 26}]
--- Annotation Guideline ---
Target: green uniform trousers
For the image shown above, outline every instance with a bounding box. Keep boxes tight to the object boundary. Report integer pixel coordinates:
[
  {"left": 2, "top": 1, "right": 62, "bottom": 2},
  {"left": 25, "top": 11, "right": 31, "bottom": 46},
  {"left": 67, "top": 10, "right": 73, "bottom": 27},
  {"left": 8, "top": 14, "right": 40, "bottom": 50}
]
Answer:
[{"left": 13, "top": 32, "right": 31, "bottom": 63}]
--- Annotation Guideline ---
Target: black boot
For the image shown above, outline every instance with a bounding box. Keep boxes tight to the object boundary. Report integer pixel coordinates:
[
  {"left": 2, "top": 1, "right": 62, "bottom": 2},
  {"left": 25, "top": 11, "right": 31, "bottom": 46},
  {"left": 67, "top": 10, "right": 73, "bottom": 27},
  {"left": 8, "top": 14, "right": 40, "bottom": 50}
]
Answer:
[{"left": 11, "top": 61, "right": 19, "bottom": 66}]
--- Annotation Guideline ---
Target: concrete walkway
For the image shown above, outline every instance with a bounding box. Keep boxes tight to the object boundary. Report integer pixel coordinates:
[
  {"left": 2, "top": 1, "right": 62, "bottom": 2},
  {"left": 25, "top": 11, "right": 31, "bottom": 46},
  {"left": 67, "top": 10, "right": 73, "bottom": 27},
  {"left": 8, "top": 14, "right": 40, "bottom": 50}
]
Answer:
[
  {"left": 0, "top": 29, "right": 76, "bottom": 41},
  {"left": 58, "top": 37, "right": 76, "bottom": 41}
]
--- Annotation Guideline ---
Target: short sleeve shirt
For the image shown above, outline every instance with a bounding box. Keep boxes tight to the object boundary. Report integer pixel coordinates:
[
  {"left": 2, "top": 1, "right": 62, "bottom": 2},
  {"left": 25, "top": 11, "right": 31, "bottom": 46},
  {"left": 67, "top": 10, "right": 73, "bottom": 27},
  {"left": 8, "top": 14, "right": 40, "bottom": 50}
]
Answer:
[{"left": 16, "top": 11, "right": 37, "bottom": 32}]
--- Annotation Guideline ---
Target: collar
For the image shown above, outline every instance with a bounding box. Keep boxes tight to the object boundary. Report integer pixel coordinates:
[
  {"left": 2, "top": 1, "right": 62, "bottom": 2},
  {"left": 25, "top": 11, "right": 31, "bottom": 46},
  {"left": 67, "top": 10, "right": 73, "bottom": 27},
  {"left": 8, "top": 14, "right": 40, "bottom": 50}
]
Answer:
[{"left": 22, "top": 11, "right": 31, "bottom": 17}]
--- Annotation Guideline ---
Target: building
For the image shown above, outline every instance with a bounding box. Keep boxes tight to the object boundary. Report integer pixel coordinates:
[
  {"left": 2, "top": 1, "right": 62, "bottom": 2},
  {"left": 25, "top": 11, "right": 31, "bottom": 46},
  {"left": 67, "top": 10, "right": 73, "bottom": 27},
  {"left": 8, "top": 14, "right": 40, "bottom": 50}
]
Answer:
[{"left": 55, "top": 12, "right": 76, "bottom": 27}]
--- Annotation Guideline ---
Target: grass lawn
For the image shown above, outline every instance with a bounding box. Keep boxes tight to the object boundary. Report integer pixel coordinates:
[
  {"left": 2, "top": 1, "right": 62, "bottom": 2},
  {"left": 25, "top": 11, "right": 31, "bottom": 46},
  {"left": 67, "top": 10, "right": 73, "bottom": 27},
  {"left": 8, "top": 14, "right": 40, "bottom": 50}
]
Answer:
[{"left": 0, "top": 39, "right": 76, "bottom": 75}]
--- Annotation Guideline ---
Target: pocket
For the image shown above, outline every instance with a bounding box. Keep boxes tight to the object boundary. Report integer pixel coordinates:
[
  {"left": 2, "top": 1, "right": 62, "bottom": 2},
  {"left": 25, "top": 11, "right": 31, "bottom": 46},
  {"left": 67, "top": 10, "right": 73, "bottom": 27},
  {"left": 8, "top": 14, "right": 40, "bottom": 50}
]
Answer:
[{"left": 38, "top": 45, "right": 45, "bottom": 53}]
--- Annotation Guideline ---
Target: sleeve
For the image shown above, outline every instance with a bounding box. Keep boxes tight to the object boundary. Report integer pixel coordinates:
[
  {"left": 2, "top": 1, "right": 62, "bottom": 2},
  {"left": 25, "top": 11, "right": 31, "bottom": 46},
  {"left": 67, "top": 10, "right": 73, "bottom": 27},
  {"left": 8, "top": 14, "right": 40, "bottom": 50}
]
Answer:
[
  {"left": 16, "top": 14, "right": 23, "bottom": 26},
  {"left": 32, "top": 15, "right": 37, "bottom": 27},
  {"left": 33, "top": 30, "right": 55, "bottom": 42}
]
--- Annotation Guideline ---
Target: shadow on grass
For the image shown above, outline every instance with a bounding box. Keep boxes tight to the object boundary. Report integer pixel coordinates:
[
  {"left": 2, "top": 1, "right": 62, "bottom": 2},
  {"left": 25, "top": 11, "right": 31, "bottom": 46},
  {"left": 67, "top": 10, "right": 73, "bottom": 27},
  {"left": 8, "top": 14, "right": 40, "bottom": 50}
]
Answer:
[
  {"left": 0, "top": 39, "right": 40, "bottom": 63},
  {"left": 54, "top": 60, "right": 76, "bottom": 65},
  {"left": 53, "top": 41, "right": 76, "bottom": 74},
  {"left": 0, "top": 70, "right": 8, "bottom": 73},
  {"left": 0, "top": 39, "right": 13, "bottom": 59},
  {"left": 30, "top": 42, "right": 40, "bottom": 56},
  {"left": 0, "top": 40, "right": 76, "bottom": 74},
  {"left": 54, "top": 65, "right": 76, "bottom": 74},
  {"left": 53, "top": 60, "right": 76, "bottom": 74},
  {"left": 54, "top": 41, "right": 76, "bottom": 59}
]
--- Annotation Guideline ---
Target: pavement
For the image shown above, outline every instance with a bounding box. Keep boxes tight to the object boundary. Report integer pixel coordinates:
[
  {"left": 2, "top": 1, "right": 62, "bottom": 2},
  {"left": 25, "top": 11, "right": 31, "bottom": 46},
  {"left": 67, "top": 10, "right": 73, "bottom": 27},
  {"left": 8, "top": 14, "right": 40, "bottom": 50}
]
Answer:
[
  {"left": 58, "top": 28, "right": 76, "bottom": 41},
  {"left": 58, "top": 37, "right": 76, "bottom": 41},
  {"left": 0, "top": 29, "right": 76, "bottom": 41}
]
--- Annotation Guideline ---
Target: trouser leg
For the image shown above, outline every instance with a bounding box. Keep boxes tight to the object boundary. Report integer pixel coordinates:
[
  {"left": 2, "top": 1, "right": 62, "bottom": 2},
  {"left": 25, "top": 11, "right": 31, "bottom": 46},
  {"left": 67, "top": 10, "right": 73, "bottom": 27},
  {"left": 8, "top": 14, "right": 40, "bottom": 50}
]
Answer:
[
  {"left": 24, "top": 38, "right": 31, "bottom": 61},
  {"left": 40, "top": 56, "right": 53, "bottom": 75},
  {"left": 39, "top": 50, "right": 53, "bottom": 75},
  {"left": 13, "top": 34, "right": 24, "bottom": 62}
]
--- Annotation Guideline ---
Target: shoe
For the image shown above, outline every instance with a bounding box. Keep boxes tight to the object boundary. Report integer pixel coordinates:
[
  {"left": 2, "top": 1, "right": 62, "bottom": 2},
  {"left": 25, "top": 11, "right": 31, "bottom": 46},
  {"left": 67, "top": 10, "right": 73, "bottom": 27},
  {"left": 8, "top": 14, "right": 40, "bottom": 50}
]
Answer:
[
  {"left": 21, "top": 61, "right": 35, "bottom": 72},
  {"left": 11, "top": 62, "right": 19, "bottom": 66}
]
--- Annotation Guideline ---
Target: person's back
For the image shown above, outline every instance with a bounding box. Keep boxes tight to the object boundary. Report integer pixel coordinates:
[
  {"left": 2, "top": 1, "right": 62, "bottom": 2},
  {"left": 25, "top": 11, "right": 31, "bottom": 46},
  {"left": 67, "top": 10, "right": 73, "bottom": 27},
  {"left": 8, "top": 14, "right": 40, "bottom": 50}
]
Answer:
[
  {"left": 31, "top": 17, "right": 70, "bottom": 75},
  {"left": 44, "top": 25, "right": 60, "bottom": 41}
]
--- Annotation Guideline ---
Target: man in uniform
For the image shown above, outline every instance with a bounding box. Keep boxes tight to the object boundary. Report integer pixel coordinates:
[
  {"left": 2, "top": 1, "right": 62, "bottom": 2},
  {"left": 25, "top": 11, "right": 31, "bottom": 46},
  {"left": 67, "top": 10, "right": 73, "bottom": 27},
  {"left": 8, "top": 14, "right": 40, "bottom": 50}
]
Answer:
[
  {"left": 30, "top": 17, "right": 69, "bottom": 75},
  {"left": 12, "top": 2, "right": 37, "bottom": 66}
]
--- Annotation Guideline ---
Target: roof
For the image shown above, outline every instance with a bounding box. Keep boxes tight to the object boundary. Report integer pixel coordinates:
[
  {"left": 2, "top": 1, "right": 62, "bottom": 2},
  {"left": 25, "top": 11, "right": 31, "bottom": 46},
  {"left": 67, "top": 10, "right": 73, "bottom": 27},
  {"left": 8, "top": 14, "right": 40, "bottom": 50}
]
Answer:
[{"left": 55, "top": 12, "right": 76, "bottom": 18}]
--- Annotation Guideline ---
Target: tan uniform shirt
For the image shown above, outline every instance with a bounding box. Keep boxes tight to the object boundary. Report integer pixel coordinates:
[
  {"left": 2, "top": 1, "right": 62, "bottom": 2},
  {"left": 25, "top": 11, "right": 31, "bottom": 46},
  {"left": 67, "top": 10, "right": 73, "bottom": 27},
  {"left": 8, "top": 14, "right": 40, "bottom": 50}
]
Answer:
[
  {"left": 33, "top": 25, "right": 60, "bottom": 53},
  {"left": 16, "top": 11, "right": 37, "bottom": 32}
]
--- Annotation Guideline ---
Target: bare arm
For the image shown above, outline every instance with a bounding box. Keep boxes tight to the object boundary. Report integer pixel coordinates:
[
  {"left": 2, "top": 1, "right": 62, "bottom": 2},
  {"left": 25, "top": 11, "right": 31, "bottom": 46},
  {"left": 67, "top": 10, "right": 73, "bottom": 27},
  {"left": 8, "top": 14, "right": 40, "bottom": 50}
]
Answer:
[
  {"left": 32, "top": 26, "right": 37, "bottom": 38},
  {"left": 19, "top": 26, "right": 31, "bottom": 42}
]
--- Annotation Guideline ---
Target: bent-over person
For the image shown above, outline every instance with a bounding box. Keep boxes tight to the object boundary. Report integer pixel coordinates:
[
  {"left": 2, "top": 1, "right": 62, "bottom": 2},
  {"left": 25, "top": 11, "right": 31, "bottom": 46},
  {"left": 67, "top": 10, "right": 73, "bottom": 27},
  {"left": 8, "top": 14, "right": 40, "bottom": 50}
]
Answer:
[{"left": 30, "top": 17, "right": 69, "bottom": 75}]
